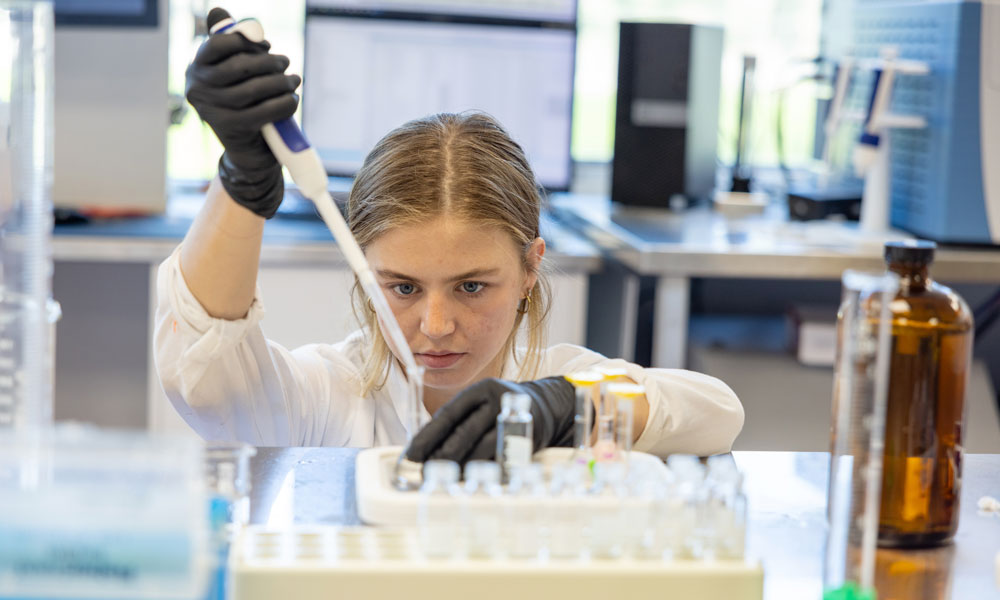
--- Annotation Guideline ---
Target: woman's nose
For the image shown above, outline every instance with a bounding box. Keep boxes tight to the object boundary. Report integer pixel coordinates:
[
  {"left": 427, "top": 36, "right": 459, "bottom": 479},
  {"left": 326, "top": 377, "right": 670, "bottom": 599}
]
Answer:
[{"left": 419, "top": 293, "right": 456, "bottom": 339}]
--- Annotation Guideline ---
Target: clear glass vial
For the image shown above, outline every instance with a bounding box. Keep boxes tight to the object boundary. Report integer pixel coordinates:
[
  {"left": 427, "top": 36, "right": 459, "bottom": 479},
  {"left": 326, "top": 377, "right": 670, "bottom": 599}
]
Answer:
[
  {"left": 588, "top": 461, "right": 628, "bottom": 559},
  {"left": 667, "top": 454, "right": 708, "bottom": 559},
  {"left": 417, "top": 460, "right": 462, "bottom": 559},
  {"left": 505, "top": 463, "right": 547, "bottom": 560},
  {"left": 462, "top": 460, "right": 503, "bottom": 559},
  {"left": 547, "top": 462, "right": 590, "bottom": 560},
  {"left": 496, "top": 392, "right": 533, "bottom": 482},
  {"left": 705, "top": 455, "right": 746, "bottom": 560}
]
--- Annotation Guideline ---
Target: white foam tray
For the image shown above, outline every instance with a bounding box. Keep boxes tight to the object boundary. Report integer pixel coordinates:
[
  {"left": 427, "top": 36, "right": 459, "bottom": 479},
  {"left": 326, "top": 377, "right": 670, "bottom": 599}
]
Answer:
[{"left": 355, "top": 445, "right": 671, "bottom": 526}]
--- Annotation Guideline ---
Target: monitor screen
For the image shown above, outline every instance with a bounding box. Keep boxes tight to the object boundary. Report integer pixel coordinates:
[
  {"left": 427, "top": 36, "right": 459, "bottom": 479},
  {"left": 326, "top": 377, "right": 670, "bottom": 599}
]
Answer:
[
  {"left": 306, "top": 0, "right": 576, "bottom": 23},
  {"left": 302, "top": 7, "right": 576, "bottom": 190}
]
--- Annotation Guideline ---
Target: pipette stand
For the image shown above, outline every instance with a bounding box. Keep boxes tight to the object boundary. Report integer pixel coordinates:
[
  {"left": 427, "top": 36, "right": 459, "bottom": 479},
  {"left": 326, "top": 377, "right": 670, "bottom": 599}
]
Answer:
[{"left": 852, "top": 47, "right": 929, "bottom": 247}]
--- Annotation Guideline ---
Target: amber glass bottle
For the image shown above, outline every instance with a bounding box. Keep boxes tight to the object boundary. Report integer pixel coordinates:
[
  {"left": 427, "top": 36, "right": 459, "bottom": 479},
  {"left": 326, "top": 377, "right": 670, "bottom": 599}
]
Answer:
[{"left": 878, "top": 240, "right": 973, "bottom": 547}]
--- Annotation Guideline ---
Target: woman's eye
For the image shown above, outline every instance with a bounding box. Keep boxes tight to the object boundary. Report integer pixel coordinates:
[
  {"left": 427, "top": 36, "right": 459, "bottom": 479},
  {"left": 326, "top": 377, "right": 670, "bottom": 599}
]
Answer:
[
  {"left": 393, "top": 283, "right": 416, "bottom": 296},
  {"left": 461, "top": 281, "right": 485, "bottom": 294}
]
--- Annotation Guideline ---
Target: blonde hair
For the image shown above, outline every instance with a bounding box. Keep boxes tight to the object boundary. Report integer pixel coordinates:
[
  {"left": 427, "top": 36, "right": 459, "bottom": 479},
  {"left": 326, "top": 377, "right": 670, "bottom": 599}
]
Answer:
[{"left": 348, "top": 112, "right": 551, "bottom": 394}]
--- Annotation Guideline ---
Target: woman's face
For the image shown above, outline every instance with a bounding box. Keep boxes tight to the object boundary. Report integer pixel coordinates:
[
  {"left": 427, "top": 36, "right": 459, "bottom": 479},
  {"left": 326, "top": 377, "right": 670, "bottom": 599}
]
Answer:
[{"left": 365, "top": 215, "right": 544, "bottom": 395}]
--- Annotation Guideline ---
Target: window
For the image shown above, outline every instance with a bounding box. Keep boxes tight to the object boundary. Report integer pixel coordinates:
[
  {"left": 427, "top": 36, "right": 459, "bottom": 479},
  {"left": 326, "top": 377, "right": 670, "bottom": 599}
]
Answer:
[
  {"left": 573, "top": 0, "right": 823, "bottom": 165},
  {"left": 167, "top": 0, "right": 822, "bottom": 181},
  {"left": 167, "top": 0, "right": 305, "bottom": 181}
]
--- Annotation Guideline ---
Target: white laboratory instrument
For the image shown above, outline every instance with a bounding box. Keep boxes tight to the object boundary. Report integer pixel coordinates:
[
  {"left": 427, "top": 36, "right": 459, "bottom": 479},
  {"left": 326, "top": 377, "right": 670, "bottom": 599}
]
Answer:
[{"left": 850, "top": 48, "right": 929, "bottom": 236}]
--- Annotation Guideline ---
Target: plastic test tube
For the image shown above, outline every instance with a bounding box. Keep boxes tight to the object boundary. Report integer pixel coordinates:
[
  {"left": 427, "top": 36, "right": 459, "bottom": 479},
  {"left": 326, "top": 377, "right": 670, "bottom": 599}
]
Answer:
[
  {"left": 564, "top": 371, "right": 603, "bottom": 464},
  {"left": 608, "top": 382, "right": 644, "bottom": 467},
  {"left": 593, "top": 366, "right": 629, "bottom": 462}
]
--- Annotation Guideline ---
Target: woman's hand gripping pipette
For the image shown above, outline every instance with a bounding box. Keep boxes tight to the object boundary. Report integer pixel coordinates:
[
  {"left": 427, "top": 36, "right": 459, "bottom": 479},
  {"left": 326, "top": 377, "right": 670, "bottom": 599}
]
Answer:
[{"left": 191, "top": 8, "right": 426, "bottom": 488}]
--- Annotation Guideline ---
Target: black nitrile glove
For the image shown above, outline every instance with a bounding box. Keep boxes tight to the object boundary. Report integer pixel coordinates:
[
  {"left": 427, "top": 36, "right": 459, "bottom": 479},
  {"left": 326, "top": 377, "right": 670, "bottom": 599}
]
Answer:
[
  {"left": 406, "top": 377, "right": 579, "bottom": 465},
  {"left": 185, "top": 10, "right": 300, "bottom": 218}
]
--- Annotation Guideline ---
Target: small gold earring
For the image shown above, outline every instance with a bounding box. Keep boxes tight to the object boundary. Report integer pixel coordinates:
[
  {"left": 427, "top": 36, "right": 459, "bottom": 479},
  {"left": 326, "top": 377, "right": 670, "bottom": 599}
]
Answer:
[
  {"left": 366, "top": 298, "right": 375, "bottom": 312},
  {"left": 517, "top": 291, "right": 532, "bottom": 315}
]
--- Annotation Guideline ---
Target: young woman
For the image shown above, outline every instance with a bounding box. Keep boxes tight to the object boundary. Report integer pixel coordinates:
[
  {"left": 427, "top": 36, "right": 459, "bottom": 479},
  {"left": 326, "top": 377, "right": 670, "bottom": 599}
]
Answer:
[{"left": 155, "top": 25, "right": 743, "bottom": 463}]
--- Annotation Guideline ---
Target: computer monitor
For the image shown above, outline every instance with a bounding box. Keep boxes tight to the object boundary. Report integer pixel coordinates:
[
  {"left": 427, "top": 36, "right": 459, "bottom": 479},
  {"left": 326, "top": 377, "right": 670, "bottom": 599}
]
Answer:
[{"left": 302, "top": 1, "right": 577, "bottom": 190}]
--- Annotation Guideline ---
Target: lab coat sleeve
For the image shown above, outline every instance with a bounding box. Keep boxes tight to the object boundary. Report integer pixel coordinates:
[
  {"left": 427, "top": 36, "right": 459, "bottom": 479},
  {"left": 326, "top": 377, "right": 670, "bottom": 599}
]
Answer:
[
  {"left": 153, "top": 247, "right": 367, "bottom": 446},
  {"left": 543, "top": 344, "right": 744, "bottom": 457}
]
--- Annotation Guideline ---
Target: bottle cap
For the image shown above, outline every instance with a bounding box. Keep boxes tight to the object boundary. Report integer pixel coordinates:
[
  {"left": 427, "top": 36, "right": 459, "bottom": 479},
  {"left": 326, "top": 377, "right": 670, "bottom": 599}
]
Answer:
[
  {"left": 422, "top": 459, "right": 459, "bottom": 484},
  {"left": 564, "top": 370, "right": 603, "bottom": 387},
  {"left": 595, "top": 365, "right": 629, "bottom": 382},
  {"left": 884, "top": 239, "right": 936, "bottom": 267},
  {"left": 501, "top": 392, "right": 532, "bottom": 414},
  {"left": 607, "top": 382, "right": 645, "bottom": 400}
]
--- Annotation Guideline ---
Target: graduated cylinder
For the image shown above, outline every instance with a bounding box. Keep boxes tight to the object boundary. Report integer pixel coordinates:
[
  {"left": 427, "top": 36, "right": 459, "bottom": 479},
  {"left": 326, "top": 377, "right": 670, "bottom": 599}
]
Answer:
[{"left": 0, "top": 1, "right": 58, "bottom": 430}]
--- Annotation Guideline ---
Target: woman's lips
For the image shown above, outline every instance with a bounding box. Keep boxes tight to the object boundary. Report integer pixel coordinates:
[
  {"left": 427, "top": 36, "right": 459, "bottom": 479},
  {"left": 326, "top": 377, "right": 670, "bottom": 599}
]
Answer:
[{"left": 417, "top": 352, "right": 465, "bottom": 369}]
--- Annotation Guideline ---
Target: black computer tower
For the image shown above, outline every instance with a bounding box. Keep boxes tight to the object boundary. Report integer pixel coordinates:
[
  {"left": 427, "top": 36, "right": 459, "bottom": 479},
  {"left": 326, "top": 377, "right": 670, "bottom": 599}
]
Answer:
[{"left": 611, "top": 22, "right": 723, "bottom": 208}]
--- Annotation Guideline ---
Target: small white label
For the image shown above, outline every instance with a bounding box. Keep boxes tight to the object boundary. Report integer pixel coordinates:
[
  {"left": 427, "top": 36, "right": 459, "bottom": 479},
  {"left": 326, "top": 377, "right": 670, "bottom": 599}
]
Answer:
[{"left": 503, "top": 435, "right": 532, "bottom": 468}]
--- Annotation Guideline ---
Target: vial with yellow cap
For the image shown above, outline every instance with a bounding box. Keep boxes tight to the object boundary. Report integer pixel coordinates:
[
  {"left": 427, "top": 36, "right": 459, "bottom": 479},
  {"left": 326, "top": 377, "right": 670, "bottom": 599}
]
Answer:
[
  {"left": 564, "top": 370, "right": 602, "bottom": 465},
  {"left": 608, "top": 382, "right": 645, "bottom": 467},
  {"left": 593, "top": 366, "right": 630, "bottom": 463}
]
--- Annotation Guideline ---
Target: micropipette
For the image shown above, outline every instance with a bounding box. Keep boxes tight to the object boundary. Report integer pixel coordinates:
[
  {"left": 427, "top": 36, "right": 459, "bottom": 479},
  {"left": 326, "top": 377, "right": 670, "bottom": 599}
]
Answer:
[{"left": 208, "top": 9, "right": 425, "bottom": 489}]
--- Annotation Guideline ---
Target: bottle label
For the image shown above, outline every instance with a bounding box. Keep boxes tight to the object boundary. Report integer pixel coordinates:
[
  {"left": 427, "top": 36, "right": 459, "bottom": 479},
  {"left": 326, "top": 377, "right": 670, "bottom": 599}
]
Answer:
[
  {"left": 901, "top": 456, "right": 933, "bottom": 522},
  {"left": 503, "top": 435, "right": 532, "bottom": 468}
]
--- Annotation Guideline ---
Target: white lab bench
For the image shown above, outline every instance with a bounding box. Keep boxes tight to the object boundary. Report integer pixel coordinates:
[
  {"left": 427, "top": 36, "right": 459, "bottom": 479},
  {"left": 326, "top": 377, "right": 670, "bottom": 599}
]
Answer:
[
  {"left": 550, "top": 193, "right": 1000, "bottom": 453},
  {"left": 51, "top": 190, "right": 601, "bottom": 435},
  {"left": 551, "top": 193, "right": 1000, "bottom": 367}
]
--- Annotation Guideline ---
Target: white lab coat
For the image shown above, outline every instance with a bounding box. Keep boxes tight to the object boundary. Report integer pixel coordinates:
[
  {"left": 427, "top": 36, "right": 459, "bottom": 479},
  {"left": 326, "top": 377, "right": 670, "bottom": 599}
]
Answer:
[{"left": 154, "top": 248, "right": 744, "bottom": 456}]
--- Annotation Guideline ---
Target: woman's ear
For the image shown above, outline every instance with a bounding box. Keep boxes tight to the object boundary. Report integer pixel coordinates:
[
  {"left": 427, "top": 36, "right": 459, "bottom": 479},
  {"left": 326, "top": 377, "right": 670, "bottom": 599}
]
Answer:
[{"left": 523, "top": 237, "right": 546, "bottom": 291}]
